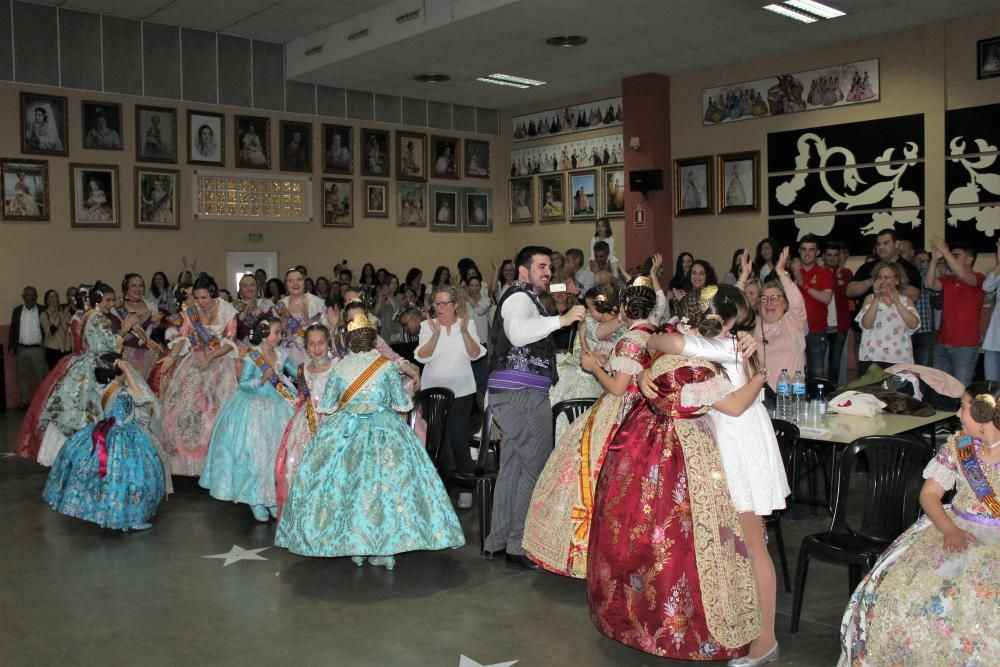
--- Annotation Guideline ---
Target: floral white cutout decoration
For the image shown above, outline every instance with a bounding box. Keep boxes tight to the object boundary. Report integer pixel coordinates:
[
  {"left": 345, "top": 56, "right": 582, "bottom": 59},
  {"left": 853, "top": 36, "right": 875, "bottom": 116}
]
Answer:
[{"left": 947, "top": 136, "right": 1000, "bottom": 237}]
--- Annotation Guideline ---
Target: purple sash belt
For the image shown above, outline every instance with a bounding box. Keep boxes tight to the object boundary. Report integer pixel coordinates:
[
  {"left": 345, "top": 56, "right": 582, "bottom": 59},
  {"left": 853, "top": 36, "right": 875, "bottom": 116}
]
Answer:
[
  {"left": 488, "top": 369, "right": 552, "bottom": 393},
  {"left": 952, "top": 506, "right": 1000, "bottom": 528}
]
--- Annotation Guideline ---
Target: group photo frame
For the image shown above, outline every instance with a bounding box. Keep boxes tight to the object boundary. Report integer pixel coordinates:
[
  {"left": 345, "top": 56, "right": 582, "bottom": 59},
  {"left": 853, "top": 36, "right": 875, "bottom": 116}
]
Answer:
[
  {"left": 136, "top": 105, "right": 177, "bottom": 163},
  {"left": 82, "top": 101, "right": 123, "bottom": 151},
  {"left": 717, "top": 151, "right": 760, "bottom": 214},
  {"left": 69, "top": 163, "right": 119, "bottom": 228},
  {"left": 674, "top": 155, "right": 713, "bottom": 216},
  {"left": 235, "top": 115, "right": 271, "bottom": 170},
  {"left": 135, "top": 167, "right": 179, "bottom": 230},
  {"left": 397, "top": 131, "right": 427, "bottom": 182},
  {"left": 2, "top": 158, "right": 49, "bottom": 222},
  {"left": 188, "top": 110, "right": 225, "bottom": 166},
  {"left": 21, "top": 92, "right": 68, "bottom": 157}
]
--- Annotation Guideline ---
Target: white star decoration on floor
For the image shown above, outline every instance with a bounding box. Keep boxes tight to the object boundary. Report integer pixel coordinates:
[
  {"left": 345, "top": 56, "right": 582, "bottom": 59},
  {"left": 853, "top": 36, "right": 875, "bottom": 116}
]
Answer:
[
  {"left": 458, "top": 655, "right": 518, "bottom": 667},
  {"left": 202, "top": 545, "right": 270, "bottom": 567}
]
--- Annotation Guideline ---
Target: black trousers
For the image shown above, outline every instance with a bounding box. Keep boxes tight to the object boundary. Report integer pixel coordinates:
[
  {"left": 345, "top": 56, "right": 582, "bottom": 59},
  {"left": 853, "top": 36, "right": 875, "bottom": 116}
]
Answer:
[
  {"left": 45, "top": 347, "right": 68, "bottom": 370},
  {"left": 445, "top": 394, "right": 476, "bottom": 473}
]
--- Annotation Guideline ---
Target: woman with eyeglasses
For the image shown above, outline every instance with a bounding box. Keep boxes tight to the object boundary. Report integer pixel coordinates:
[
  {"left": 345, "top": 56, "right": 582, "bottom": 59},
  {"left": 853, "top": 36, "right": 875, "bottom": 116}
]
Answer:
[{"left": 415, "top": 285, "right": 486, "bottom": 509}]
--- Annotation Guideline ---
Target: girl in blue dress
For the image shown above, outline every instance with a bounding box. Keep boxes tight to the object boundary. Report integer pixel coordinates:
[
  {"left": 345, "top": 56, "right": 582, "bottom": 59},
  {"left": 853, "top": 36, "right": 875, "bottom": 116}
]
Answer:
[
  {"left": 43, "top": 353, "right": 167, "bottom": 531},
  {"left": 275, "top": 313, "right": 465, "bottom": 570},
  {"left": 200, "top": 318, "right": 296, "bottom": 521}
]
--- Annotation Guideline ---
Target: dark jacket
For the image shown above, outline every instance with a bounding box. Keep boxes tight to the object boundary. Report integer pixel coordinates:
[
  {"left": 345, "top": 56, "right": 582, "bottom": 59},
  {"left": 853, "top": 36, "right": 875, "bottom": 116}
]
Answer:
[{"left": 8, "top": 305, "right": 45, "bottom": 354}]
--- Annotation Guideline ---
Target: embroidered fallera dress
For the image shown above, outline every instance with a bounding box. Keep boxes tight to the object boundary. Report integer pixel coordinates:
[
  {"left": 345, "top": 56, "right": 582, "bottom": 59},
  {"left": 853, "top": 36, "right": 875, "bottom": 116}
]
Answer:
[
  {"left": 523, "top": 322, "right": 653, "bottom": 577},
  {"left": 839, "top": 433, "right": 1000, "bottom": 666},
  {"left": 270, "top": 294, "right": 326, "bottom": 366},
  {"left": 586, "top": 350, "right": 760, "bottom": 660},
  {"left": 275, "top": 350, "right": 465, "bottom": 560},
  {"left": 110, "top": 306, "right": 162, "bottom": 379}
]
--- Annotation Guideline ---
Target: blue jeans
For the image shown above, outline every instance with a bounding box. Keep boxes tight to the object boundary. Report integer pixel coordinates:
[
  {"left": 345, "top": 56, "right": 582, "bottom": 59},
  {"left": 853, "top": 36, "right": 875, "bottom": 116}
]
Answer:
[
  {"left": 805, "top": 332, "right": 828, "bottom": 379},
  {"left": 985, "top": 350, "right": 1000, "bottom": 382},
  {"left": 933, "top": 344, "right": 979, "bottom": 388}
]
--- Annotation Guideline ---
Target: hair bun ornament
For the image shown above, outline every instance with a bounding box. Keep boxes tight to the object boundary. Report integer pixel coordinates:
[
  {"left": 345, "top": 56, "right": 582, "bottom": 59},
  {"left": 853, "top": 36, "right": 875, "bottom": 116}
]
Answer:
[
  {"left": 594, "top": 294, "right": 608, "bottom": 304},
  {"left": 975, "top": 393, "right": 997, "bottom": 408},
  {"left": 346, "top": 313, "right": 374, "bottom": 333},
  {"left": 698, "top": 285, "right": 718, "bottom": 313},
  {"left": 344, "top": 298, "right": 366, "bottom": 311},
  {"left": 631, "top": 276, "right": 653, "bottom": 289}
]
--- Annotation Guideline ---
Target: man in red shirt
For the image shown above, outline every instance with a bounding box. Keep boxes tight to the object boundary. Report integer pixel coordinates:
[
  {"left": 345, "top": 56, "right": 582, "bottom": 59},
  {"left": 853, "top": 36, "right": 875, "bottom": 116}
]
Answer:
[
  {"left": 924, "top": 237, "right": 984, "bottom": 387},
  {"left": 824, "top": 241, "right": 854, "bottom": 384},
  {"left": 792, "top": 234, "right": 834, "bottom": 378}
]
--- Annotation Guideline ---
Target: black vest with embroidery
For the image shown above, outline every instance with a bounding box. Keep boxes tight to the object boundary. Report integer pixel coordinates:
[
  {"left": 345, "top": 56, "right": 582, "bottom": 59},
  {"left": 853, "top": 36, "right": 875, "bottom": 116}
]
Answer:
[{"left": 489, "top": 281, "right": 558, "bottom": 382}]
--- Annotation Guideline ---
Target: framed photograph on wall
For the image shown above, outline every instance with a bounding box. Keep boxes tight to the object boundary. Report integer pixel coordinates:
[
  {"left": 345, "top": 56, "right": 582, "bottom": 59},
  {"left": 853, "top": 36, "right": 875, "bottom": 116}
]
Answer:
[
  {"left": 136, "top": 105, "right": 177, "bottom": 163},
  {"left": 464, "top": 139, "right": 491, "bottom": 178},
  {"left": 322, "top": 178, "right": 352, "bottom": 227},
  {"left": 280, "top": 121, "right": 312, "bottom": 172},
  {"left": 717, "top": 151, "right": 760, "bottom": 214},
  {"left": 431, "top": 136, "right": 460, "bottom": 179},
  {"left": 361, "top": 129, "right": 390, "bottom": 177},
  {"left": 538, "top": 173, "right": 566, "bottom": 222},
  {"left": 430, "top": 186, "right": 460, "bottom": 232},
  {"left": 364, "top": 180, "right": 389, "bottom": 218},
  {"left": 323, "top": 124, "right": 353, "bottom": 174},
  {"left": 463, "top": 188, "right": 492, "bottom": 233},
  {"left": 235, "top": 115, "right": 271, "bottom": 169},
  {"left": 135, "top": 167, "right": 179, "bottom": 229},
  {"left": 978, "top": 36, "right": 1000, "bottom": 79},
  {"left": 82, "top": 101, "right": 123, "bottom": 150},
  {"left": 188, "top": 110, "right": 225, "bottom": 166},
  {"left": 21, "top": 92, "right": 68, "bottom": 156},
  {"left": 674, "top": 155, "right": 713, "bottom": 216},
  {"left": 397, "top": 131, "right": 427, "bottom": 182},
  {"left": 1, "top": 159, "right": 48, "bottom": 222},
  {"left": 568, "top": 169, "right": 598, "bottom": 222},
  {"left": 602, "top": 167, "right": 625, "bottom": 217},
  {"left": 509, "top": 177, "right": 534, "bottom": 223},
  {"left": 69, "top": 163, "right": 119, "bottom": 228},
  {"left": 397, "top": 183, "right": 427, "bottom": 227}
]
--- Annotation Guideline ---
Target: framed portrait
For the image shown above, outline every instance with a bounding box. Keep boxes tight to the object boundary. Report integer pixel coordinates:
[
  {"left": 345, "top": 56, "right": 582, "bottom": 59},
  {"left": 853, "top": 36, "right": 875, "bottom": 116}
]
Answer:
[
  {"left": 361, "top": 129, "right": 390, "bottom": 177},
  {"left": 717, "top": 151, "right": 760, "bottom": 214},
  {"left": 234, "top": 115, "right": 271, "bottom": 170},
  {"left": 978, "top": 36, "right": 1000, "bottom": 80},
  {"left": 135, "top": 167, "right": 179, "bottom": 230},
  {"left": 431, "top": 136, "right": 460, "bottom": 179},
  {"left": 463, "top": 188, "right": 492, "bottom": 233},
  {"left": 509, "top": 177, "right": 534, "bottom": 224},
  {"left": 81, "top": 101, "right": 123, "bottom": 151},
  {"left": 396, "top": 131, "right": 427, "bottom": 182},
  {"left": 69, "top": 164, "right": 119, "bottom": 228},
  {"left": 568, "top": 169, "right": 598, "bottom": 222},
  {"left": 279, "top": 121, "right": 312, "bottom": 173},
  {"left": 363, "top": 180, "right": 389, "bottom": 218},
  {"left": 322, "top": 178, "right": 352, "bottom": 227},
  {"left": 674, "top": 156, "right": 713, "bottom": 216},
  {"left": 430, "top": 186, "right": 460, "bottom": 232},
  {"left": 136, "top": 105, "right": 177, "bottom": 163},
  {"left": 602, "top": 167, "right": 625, "bottom": 217},
  {"left": 322, "top": 124, "right": 353, "bottom": 174},
  {"left": 188, "top": 110, "right": 225, "bottom": 166},
  {"left": 21, "top": 92, "right": 68, "bottom": 156},
  {"left": 464, "top": 139, "right": 491, "bottom": 178},
  {"left": 397, "top": 183, "right": 427, "bottom": 227},
  {"left": 1, "top": 159, "right": 48, "bottom": 222},
  {"left": 538, "top": 173, "right": 566, "bottom": 222}
]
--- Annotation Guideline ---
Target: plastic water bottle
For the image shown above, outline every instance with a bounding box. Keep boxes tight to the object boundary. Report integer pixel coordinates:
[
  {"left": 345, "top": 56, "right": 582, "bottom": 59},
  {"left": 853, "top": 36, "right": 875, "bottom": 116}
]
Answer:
[
  {"left": 792, "top": 370, "right": 807, "bottom": 423},
  {"left": 776, "top": 369, "right": 791, "bottom": 420},
  {"left": 816, "top": 383, "right": 827, "bottom": 422}
]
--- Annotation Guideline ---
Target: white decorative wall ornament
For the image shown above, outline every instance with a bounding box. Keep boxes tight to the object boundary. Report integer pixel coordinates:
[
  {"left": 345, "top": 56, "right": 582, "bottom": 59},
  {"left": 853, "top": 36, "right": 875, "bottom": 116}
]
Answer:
[{"left": 946, "top": 136, "right": 1000, "bottom": 237}]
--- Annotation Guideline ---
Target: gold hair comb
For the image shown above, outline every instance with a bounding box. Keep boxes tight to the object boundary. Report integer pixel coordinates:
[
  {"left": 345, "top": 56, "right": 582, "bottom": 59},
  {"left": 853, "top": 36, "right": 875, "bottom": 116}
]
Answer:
[
  {"left": 346, "top": 313, "right": 373, "bottom": 333},
  {"left": 631, "top": 276, "right": 653, "bottom": 289},
  {"left": 594, "top": 294, "right": 608, "bottom": 304},
  {"left": 975, "top": 393, "right": 997, "bottom": 408},
  {"left": 699, "top": 285, "right": 718, "bottom": 312}
]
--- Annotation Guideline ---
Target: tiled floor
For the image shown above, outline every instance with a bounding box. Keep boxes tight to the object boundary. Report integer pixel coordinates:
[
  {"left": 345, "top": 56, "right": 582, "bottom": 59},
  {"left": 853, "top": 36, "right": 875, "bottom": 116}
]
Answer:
[{"left": 1, "top": 410, "right": 850, "bottom": 666}]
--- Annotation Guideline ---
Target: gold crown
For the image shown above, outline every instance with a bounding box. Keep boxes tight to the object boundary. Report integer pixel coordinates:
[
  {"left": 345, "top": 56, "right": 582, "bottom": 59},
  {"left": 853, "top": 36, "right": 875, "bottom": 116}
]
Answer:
[
  {"left": 631, "top": 276, "right": 653, "bottom": 289},
  {"left": 346, "top": 313, "right": 374, "bottom": 333},
  {"left": 699, "top": 285, "right": 718, "bottom": 312}
]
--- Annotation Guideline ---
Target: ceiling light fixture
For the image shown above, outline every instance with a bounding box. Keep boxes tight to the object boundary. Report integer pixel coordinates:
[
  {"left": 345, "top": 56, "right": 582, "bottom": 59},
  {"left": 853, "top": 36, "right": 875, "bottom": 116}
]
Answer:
[
  {"left": 784, "top": 0, "right": 845, "bottom": 19},
  {"left": 414, "top": 74, "right": 450, "bottom": 83},
  {"left": 486, "top": 73, "right": 546, "bottom": 86},
  {"left": 545, "top": 35, "right": 588, "bottom": 47},
  {"left": 476, "top": 77, "right": 530, "bottom": 89},
  {"left": 763, "top": 3, "right": 818, "bottom": 23}
]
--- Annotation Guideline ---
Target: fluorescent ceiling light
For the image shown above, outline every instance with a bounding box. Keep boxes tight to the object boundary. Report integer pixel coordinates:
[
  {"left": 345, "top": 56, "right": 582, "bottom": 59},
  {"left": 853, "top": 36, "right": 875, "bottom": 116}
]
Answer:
[
  {"left": 486, "top": 73, "right": 546, "bottom": 86},
  {"left": 763, "top": 3, "right": 818, "bottom": 23},
  {"left": 784, "top": 0, "right": 845, "bottom": 19},
  {"left": 476, "top": 77, "right": 530, "bottom": 89}
]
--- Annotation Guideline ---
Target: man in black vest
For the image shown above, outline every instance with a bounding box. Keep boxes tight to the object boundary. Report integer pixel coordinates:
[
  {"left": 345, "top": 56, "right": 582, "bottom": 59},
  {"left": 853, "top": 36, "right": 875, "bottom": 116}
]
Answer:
[{"left": 485, "top": 246, "right": 585, "bottom": 569}]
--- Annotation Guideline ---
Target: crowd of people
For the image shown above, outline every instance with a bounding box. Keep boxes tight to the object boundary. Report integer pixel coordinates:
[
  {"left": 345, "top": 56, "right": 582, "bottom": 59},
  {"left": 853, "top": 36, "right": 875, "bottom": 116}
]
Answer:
[{"left": 5, "top": 225, "right": 998, "bottom": 665}]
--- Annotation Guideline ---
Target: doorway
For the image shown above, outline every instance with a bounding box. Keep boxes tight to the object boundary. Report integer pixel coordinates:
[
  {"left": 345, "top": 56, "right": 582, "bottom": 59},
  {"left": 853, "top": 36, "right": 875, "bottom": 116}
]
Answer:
[{"left": 225, "top": 251, "right": 279, "bottom": 295}]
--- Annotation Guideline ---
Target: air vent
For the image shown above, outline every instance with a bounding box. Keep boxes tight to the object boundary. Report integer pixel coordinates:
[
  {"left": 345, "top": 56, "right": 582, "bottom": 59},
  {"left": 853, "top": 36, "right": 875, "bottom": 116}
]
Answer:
[
  {"left": 396, "top": 10, "right": 421, "bottom": 23},
  {"left": 348, "top": 28, "right": 370, "bottom": 42},
  {"left": 305, "top": 45, "right": 324, "bottom": 56},
  {"left": 415, "top": 74, "right": 450, "bottom": 83}
]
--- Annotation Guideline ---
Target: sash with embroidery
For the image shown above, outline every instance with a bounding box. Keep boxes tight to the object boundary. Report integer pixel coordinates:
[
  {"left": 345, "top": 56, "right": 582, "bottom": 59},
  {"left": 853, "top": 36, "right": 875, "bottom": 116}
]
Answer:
[
  {"left": 236, "top": 300, "right": 260, "bottom": 331},
  {"left": 80, "top": 309, "right": 101, "bottom": 350},
  {"left": 115, "top": 303, "right": 163, "bottom": 354},
  {"left": 186, "top": 305, "right": 222, "bottom": 350},
  {"left": 297, "top": 363, "right": 319, "bottom": 434},
  {"left": 338, "top": 356, "right": 390, "bottom": 409},
  {"left": 956, "top": 434, "right": 1000, "bottom": 519},
  {"left": 273, "top": 301, "right": 318, "bottom": 339},
  {"left": 242, "top": 348, "right": 297, "bottom": 405}
]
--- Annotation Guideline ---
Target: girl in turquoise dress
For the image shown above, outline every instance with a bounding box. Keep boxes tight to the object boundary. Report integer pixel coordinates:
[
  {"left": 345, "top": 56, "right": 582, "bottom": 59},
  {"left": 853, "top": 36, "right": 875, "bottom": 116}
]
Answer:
[
  {"left": 200, "top": 319, "right": 296, "bottom": 522},
  {"left": 275, "top": 313, "right": 465, "bottom": 570},
  {"left": 43, "top": 353, "right": 167, "bottom": 531}
]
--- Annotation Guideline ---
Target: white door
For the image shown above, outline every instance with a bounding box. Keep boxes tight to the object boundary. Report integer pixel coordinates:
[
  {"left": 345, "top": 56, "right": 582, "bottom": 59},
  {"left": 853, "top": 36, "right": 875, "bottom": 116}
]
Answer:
[{"left": 225, "top": 251, "right": 279, "bottom": 295}]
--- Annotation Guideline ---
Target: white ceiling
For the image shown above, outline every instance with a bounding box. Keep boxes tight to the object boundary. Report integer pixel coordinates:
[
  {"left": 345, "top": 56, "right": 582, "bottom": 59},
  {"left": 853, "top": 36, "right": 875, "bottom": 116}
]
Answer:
[{"left": 30, "top": 0, "right": 1000, "bottom": 108}]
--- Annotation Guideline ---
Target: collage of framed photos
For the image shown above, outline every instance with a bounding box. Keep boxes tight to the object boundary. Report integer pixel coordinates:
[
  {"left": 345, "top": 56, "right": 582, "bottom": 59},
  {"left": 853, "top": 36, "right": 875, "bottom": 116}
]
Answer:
[
  {"left": 3, "top": 90, "right": 494, "bottom": 232},
  {"left": 673, "top": 151, "right": 760, "bottom": 217},
  {"left": 509, "top": 165, "right": 625, "bottom": 224}
]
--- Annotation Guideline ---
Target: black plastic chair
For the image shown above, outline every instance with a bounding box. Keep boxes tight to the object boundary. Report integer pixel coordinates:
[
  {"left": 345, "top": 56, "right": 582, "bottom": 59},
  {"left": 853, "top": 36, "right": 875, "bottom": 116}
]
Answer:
[
  {"left": 551, "top": 398, "right": 596, "bottom": 437},
  {"left": 447, "top": 404, "right": 500, "bottom": 554},
  {"left": 415, "top": 387, "right": 454, "bottom": 467},
  {"left": 767, "top": 418, "right": 799, "bottom": 593},
  {"left": 789, "top": 435, "right": 933, "bottom": 632}
]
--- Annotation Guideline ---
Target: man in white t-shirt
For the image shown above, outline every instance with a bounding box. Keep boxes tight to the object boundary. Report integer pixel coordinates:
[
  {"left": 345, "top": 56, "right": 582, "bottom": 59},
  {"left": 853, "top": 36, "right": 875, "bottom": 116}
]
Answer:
[{"left": 9, "top": 286, "right": 47, "bottom": 407}]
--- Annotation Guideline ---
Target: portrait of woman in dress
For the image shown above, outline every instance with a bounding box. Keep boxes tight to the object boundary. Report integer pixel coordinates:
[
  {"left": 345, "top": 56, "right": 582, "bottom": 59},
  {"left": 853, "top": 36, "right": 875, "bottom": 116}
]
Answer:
[
  {"left": 237, "top": 119, "right": 269, "bottom": 168},
  {"left": 23, "top": 97, "right": 66, "bottom": 154}
]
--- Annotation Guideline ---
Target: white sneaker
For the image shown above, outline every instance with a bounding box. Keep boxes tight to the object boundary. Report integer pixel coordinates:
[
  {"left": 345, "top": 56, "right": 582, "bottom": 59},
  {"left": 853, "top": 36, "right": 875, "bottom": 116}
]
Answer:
[
  {"left": 457, "top": 492, "right": 473, "bottom": 509},
  {"left": 469, "top": 446, "right": 480, "bottom": 461}
]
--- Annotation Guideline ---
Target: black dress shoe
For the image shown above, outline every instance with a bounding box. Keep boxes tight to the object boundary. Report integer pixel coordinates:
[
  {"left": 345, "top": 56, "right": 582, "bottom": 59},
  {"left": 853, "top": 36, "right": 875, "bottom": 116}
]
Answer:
[
  {"left": 504, "top": 553, "right": 540, "bottom": 570},
  {"left": 483, "top": 549, "right": 506, "bottom": 559}
]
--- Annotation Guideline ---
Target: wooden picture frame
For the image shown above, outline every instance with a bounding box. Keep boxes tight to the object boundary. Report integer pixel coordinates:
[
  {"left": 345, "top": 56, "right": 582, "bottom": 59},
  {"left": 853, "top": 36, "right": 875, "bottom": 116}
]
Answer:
[
  {"left": 187, "top": 110, "right": 225, "bottom": 166},
  {"left": 322, "top": 124, "right": 353, "bottom": 174},
  {"left": 69, "top": 163, "right": 120, "bottom": 228},
  {"left": 135, "top": 105, "right": 177, "bottom": 163},
  {"left": 717, "top": 151, "right": 760, "bottom": 214},
  {"left": 431, "top": 135, "right": 460, "bottom": 179},
  {"left": 396, "top": 131, "right": 427, "bottom": 182},
  {"left": 430, "top": 185, "right": 460, "bottom": 232},
  {"left": 234, "top": 115, "right": 271, "bottom": 169},
  {"left": 538, "top": 173, "right": 566, "bottom": 222},
  {"left": 361, "top": 129, "right": 390, "bottom": 177},
  {"left": 601, "top": 167, "right": 625, "bottom": 217},
  {"left": 279, "top": 120, "right": 313, "bottom": 173},
  {"left": 322, "top": 178, "right": 352, "bottom": 227},
  {"left": 1, "top": 158, "right": 49, "bottom": 222},
  {"left": 674, "top": 155, "right": 713, "bottom": 216},
  {"left": 568, "top": 169, "right": 598, "bottom": 222},
  {"left": 462, "top": 188, "right": 492, "bottom": 233},
  {"left": 364, "top": 180, "right": 389, "bottom": 218},
  {"left": 81, "top": 101, "right": 124, "bottom": 151},
  {"left": 397, "top": 183, "right": 427, "bottom": 227},
  {"left": 135, "top": 167, "right": 179, "bottom": 230},
  {"left": 464, "top": 139, "right": 491, "bottom": 178},
  {"left": 978, "top": 36, "right": 1000, "bottom": 80},
  {"left": 21, "top": 92, "right": 69, "bottom": 156},
  {"left": 509, "top": 177, "right": 534, "bottom": 224}
]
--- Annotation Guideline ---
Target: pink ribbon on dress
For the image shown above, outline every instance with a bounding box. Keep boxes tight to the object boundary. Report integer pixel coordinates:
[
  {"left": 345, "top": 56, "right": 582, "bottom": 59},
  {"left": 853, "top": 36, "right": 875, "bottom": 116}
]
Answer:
[{"left": 91, "top": 417, "right": 116, "bottom": 478}]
